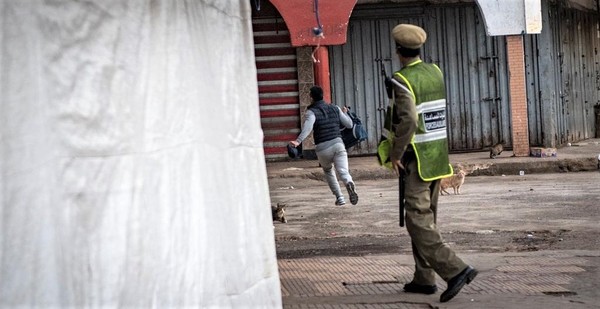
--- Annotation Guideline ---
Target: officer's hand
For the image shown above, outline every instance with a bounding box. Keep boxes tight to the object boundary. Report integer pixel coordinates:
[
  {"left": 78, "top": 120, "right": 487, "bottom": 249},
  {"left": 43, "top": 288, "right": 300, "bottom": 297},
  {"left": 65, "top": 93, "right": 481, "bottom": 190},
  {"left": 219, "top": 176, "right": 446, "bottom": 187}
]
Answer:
[
  {"left": 289, "top": 141, "right": 300, "bottom": 147},
  {"left": 392, "top": 159, "right": 404, "bottom": 177}
]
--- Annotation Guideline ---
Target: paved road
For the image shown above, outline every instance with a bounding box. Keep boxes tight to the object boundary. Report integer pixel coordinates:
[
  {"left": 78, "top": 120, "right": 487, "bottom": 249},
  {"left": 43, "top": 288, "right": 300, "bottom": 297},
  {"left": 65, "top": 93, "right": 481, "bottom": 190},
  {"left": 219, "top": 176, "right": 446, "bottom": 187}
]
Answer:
[
  {"left": 269, "top": 171, "right": 600, "bottom": 308},
  {"left": 270, "top": 172, "right": 599, "bottom": 252}
]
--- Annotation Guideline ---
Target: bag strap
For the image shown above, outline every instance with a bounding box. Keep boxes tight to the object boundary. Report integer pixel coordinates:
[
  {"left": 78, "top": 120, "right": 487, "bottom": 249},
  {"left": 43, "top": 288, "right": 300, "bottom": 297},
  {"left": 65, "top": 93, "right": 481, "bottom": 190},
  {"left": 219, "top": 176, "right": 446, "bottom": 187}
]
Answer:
[{"left": 385, "top": 77, "right": 410, "bottom": 139}]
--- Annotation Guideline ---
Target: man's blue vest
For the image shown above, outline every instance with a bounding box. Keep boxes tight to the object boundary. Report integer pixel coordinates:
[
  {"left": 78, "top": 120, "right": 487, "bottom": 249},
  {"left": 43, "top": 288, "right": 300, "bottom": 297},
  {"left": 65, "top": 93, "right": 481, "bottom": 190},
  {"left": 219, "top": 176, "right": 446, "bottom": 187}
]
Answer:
[{"left": 309, "top": 100, "right": 341, "bottom": 145}]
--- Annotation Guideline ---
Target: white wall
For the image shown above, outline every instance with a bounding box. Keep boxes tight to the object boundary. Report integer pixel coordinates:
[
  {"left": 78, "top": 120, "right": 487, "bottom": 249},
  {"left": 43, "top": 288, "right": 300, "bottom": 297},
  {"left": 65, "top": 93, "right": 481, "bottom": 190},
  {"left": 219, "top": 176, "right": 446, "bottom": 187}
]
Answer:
[
  {"left": 0, "top": 0, "right": 281, "bottom": 307},
  {"left": 476, "top": 0, "right": 543, "bottom": 35}
]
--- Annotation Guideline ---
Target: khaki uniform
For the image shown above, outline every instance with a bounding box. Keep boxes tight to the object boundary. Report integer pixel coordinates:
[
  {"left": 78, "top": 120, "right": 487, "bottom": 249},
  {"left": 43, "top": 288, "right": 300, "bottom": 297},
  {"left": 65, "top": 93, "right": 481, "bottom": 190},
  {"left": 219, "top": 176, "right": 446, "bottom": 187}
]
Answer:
[{"left": 390, "top": 26, "right": 468, "bottom": 285}]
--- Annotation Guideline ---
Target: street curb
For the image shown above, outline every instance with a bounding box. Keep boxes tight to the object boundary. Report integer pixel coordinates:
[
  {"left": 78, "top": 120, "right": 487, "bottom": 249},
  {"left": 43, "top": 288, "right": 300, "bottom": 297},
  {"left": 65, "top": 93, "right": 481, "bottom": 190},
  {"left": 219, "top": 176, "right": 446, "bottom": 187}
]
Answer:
[
  {"left": 351, "top": 158, "right": 598, "bottom": 180},
  {"left": 268, "top": 157, "right": 599, "bottom": 181},
  {"left": 456, "top": 157, "right": 598, "bottom": 176}
]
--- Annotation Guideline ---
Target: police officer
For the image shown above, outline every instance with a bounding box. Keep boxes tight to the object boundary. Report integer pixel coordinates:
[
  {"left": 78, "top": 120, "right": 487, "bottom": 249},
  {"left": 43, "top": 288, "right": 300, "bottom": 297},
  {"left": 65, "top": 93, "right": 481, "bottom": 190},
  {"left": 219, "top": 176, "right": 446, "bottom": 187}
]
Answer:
[{"left": 388, "top": 24, "right": 478, "bottom": 303}]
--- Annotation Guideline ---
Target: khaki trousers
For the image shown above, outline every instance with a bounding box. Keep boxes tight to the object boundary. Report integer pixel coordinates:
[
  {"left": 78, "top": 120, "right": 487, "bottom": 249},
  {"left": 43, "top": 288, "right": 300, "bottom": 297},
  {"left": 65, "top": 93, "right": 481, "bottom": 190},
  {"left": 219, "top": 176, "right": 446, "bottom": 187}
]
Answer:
[{"left": 403, "top": 153, "right": 467, "bottom": 284}]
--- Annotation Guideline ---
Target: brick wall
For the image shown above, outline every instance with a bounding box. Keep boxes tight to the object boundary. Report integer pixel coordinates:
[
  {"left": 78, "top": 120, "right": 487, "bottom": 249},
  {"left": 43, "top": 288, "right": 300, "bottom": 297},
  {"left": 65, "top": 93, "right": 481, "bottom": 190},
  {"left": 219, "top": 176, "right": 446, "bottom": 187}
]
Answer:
[{"left": 506, "top": 35, "right": 530, "bottom": 157}]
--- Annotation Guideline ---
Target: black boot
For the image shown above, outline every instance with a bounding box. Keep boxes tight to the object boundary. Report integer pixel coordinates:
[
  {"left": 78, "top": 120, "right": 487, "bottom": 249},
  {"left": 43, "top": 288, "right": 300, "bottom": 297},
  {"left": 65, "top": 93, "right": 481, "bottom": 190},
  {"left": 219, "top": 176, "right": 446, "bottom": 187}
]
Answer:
[
  {"left": 403, "top": 282, "right": 437, "bottom": 295},
  {"left": 440, "top": 266, "right": 478, "bottom": 302}
]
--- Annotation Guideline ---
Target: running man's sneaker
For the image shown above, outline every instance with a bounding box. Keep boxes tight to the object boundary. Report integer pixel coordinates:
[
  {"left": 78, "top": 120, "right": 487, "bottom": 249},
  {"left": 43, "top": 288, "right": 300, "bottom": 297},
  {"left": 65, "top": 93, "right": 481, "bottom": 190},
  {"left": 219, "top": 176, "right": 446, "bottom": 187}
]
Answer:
[
  {"left": 335, "top": 197, "right": 346, "bottom": 206},
  {"left": 346, "top": 182, "right": 358, "bottom": 205}
]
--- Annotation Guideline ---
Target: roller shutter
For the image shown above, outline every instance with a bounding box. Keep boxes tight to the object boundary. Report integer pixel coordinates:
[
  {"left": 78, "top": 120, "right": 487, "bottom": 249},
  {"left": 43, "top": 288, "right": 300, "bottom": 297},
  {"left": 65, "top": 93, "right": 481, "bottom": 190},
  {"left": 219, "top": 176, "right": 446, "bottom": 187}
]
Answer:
[{"left": 329, "top": 4, "right": 512, "bottom": 152}]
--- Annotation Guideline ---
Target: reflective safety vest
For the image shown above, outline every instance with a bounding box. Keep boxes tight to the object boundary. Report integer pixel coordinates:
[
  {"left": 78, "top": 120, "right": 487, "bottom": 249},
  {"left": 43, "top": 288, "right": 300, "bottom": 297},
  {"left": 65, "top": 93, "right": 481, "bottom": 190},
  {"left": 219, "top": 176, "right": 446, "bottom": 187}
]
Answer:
[{"left": 394, "top": 60, "right": 453, "bottom": 181}]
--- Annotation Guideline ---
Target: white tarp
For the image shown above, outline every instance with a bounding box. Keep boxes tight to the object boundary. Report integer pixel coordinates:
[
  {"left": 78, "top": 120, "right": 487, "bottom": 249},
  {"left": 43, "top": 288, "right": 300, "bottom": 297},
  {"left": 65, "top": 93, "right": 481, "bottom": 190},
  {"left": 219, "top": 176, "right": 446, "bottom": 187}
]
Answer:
[{"left": 0, "top": 0, "right": 281, "bottom": 307}]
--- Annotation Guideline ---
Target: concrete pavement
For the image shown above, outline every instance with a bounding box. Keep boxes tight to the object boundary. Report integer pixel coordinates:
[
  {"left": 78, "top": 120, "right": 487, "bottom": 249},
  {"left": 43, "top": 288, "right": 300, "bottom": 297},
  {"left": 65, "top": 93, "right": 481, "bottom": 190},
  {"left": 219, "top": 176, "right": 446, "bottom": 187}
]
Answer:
[
  {"left": 267, "top": 139, "right": 600, "bottom": 308},
  {"left": 279, "top": 250, "right": 599, "bottom": 309}
]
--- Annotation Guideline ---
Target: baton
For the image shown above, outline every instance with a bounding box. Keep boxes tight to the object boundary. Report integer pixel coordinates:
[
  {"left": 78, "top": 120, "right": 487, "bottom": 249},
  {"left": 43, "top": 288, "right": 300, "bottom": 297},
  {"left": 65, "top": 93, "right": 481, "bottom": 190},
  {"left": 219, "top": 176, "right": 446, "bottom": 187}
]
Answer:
[{"left": 399, "top": 170, "right": 405, "bottom": 227}]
